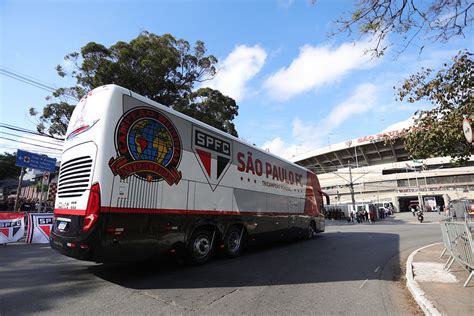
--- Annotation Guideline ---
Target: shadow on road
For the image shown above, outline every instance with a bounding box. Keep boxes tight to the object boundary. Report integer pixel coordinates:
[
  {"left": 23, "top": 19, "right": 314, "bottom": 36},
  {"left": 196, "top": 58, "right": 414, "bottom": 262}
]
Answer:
[
  {"left": 0, "top": 244, "right": 97, "bottom": 315},
  {"left": 89, "top": 231, "right": 400, "bottom": 290},
  {"left": 0, "top": 232, "right": 403, "bottom": 314}
]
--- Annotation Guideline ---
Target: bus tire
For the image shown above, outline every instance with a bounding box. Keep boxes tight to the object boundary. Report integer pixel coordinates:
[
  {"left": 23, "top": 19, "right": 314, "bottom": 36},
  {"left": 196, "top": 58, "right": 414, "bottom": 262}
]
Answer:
[
  {"left": 306, "top": 222, "right": 316, "bottom": 240},
  {"left": 187, "top": 228, "right": 213, "bottom": 265},
  {"left": 223, "top": 226, "right": 245, "bottom": 258}
]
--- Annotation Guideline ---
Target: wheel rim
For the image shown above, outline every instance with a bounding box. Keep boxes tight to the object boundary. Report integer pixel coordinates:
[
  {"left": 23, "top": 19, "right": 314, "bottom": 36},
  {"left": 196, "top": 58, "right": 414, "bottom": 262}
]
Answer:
[
  {"left": 308, "top": 224, "right": 315, "bottom": 238},
  {"left": 193, "top": 235, "right": 210, "bottom": 259},
  {"left": 227, "top": 231, "right": 241, "bottom": 253}
]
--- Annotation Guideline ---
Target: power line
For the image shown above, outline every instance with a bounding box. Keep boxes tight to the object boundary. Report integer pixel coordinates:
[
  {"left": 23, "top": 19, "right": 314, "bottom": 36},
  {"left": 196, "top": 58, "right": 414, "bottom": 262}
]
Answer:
[
  {"left": 0, "top": 136, "right": 62, "bottom": 151},
  {"left": 0, "top": 123, "right": 65, "bottom": 141},
  {"left": 0, "top": 68, "right": 56, "bottom": 93},
  {"left": 0, "top": 66, "right": 57, "bottom": 90},
  {"left": 0, "top": 145, "right": 61, "bottom": 157},
  {"left": 0, "top": 66, "right": 78, "bottom": 101},
  {"left": 0, "top": 131, "right": 63, "bottom": 147}
]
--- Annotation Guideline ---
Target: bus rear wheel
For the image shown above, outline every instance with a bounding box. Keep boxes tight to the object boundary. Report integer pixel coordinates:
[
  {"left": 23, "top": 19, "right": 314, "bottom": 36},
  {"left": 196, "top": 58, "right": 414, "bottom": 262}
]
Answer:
[
  {"left": 306, "top": 222, "right": 316, "bottom": 240},
  {"left": 187, "top": 228, "right": 213, "bottom": 265},
  {"left": 223, "top": 226, "right": 245, "bottom": 258}
]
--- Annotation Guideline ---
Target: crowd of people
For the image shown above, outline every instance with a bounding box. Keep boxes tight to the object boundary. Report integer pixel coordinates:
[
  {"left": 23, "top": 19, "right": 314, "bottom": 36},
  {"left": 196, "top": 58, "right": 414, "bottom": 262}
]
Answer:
[
  {"left": 323, "top": 207, "right": 346, "bottom": 220},
  {"left": 323, "top": 204, "right": 393, "bottom": 224},
  {"left": 0, "top": 198, "right": 53, "bottom": 212}
]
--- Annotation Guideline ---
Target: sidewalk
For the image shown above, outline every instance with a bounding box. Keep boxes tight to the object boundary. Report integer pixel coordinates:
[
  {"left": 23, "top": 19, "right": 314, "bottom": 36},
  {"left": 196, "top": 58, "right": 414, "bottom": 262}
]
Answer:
[{"left": 406, "top": 243, "right": 474, "bottom": 315}]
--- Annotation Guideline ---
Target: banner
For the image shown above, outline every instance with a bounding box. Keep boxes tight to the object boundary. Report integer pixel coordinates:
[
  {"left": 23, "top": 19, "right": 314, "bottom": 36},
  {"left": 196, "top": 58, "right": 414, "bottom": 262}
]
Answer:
[
  {"left": 26, "top": 213, "right": 54, "bottom": 243},
  {"left": 0, "top": 212, "right": 25, "bottom": 244}
]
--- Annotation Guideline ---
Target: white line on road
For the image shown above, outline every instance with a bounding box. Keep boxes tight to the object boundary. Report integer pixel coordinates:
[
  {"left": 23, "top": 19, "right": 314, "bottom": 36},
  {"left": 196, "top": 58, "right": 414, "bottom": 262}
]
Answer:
[
  {"left": 374, "top": 266, "right": 380, "bottom": 273},
  {"left": 359, "top": 279, "right": 368, "bottom": 288}
]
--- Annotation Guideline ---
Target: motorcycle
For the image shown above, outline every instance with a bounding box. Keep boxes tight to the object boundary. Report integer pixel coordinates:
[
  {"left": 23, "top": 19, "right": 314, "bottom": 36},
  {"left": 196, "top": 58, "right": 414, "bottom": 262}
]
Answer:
[{"left": 417, "top": 211, "right": 424, "bottom": 223}]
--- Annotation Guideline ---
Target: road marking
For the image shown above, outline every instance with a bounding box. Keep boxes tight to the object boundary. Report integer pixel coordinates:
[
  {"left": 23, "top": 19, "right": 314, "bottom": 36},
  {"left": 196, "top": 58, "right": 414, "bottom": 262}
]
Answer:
[
  {"left": 374, "top": 266, "right": 380, "bottom": 273},
  {"left": 359, "top": 279, "right": 368, "bottom": 288}
]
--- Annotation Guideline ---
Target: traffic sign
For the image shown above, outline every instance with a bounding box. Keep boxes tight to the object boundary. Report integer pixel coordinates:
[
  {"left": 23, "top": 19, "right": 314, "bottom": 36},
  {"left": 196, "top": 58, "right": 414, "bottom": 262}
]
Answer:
[{"left": 15, "top": 149, "right": 57, "bottom": 172}]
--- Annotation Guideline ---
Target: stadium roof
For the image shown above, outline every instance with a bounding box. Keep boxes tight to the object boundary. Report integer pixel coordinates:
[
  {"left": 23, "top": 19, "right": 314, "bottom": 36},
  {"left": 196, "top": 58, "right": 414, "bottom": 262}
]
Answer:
[{"left": 292, "top": 129, "right": 411, "bottom": 173}]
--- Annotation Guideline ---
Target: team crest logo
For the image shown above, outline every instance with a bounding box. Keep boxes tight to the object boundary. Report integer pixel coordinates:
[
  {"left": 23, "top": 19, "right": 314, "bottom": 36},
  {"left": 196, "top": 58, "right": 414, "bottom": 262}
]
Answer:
[
  {"left": 192, "top": 127, "right": 232, "bottom": 191},
  {"left": 0, "top": 215, "right": 24, "bottom": 243},
  {"left": 109, "top": 107, "right": 182, "bottom": 185}
]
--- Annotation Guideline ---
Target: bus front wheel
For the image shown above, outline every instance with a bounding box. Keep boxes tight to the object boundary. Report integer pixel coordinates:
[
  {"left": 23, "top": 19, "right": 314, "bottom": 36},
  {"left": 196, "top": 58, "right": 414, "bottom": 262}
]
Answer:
[{"left": 187, "top": 228, "right": 213, "bottom": 265}]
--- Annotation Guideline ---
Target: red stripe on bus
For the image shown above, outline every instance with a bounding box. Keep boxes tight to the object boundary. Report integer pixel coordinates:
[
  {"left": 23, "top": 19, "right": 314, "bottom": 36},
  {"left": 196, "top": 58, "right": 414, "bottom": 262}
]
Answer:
[
  {"left": 54, "top": 209, "right": 87, "bottom": 216},
  {"left": 53, "top": 207, "right": 306, "bottom": 217},
  {"left": 101, "top": 206, "right": 296, "bottom": 216}
]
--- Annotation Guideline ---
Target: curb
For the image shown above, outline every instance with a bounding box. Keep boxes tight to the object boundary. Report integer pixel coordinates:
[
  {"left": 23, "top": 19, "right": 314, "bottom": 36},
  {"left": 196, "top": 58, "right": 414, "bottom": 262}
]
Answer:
[{"left": 406, "top": 243, "right": 443, "bottom": 316}]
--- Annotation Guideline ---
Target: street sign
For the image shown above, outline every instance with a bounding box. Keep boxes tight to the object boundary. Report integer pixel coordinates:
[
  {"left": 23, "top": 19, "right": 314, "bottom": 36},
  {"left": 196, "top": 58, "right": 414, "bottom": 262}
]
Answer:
[{"left": 15, "top": 149, "right": 57, "bottom": 172}]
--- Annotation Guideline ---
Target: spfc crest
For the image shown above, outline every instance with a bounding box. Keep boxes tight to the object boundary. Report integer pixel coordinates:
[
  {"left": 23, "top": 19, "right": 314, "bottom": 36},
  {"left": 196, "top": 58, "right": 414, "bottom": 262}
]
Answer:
[
  {"left": 109, "top": 107, "right": 182, "bottom": 185},
  {"left": 192, "top": 127, "right": 232, "bottom": 191}
]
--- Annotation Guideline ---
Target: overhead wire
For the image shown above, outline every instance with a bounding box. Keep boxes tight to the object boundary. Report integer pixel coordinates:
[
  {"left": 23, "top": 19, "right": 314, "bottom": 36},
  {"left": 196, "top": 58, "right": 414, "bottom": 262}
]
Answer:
[
  {"left": 0, "top": 136, "right": 62, "bottom": 151},
  {"left": 0, "top": 145, "right": 61, "bottom": 157},
  {"left": 0, "top": 131, "right": 63, "bottom": 147},
  {"left": 0, "top": 66, "right": 78, "bottom": 102},
  {"left": 0, "top": 123, "right": 65, "bottom": 141}
]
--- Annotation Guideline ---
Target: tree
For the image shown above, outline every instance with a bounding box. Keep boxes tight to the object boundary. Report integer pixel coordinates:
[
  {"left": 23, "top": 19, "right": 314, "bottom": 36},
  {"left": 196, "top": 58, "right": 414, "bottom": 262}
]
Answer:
[
  {"left": 0, "top": 152, "right": 20, "bottom": 179},
  {"left": 397, "top": 51, "right": 473, "bottom": 164},
  {"left": 176, "top": 88, "right": 239, "bottom": 136},
  {"left": 30, "top": 31, "right": 239, "bottom": 137},
  {"left": 29, "top": 102, "right": 75, "bottom": 137},
  {"left": 332, "top": 0, "right": 472, "bottom": 57},
  {"left": 328, "top": 1, "right": 473, "bottom": 163}
]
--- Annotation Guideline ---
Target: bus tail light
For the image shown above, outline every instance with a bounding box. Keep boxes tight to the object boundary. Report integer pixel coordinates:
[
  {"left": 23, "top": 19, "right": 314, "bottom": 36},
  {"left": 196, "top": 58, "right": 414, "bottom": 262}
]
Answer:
[{"left": 83, "top": 183, "right": 101, "bottom": 232}]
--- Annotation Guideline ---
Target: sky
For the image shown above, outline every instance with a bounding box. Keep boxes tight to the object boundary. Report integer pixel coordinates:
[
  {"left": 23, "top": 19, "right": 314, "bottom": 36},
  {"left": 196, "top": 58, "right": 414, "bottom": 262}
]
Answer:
[{"left": 1, "top": 0, "right": 472, "bottom": 161}]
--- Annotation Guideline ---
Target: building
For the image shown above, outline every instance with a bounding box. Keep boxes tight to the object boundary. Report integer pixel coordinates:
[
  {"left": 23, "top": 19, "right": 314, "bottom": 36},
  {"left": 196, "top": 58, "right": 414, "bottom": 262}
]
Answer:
[{"left": 292, "top": 129, "right": 474, "bottom": 213}]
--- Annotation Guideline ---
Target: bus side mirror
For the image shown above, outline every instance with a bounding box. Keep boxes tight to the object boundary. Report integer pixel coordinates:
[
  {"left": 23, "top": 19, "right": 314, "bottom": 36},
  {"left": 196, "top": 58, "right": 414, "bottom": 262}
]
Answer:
[{"left": 325, "top": 195, "right": 330, "bottom": 206}]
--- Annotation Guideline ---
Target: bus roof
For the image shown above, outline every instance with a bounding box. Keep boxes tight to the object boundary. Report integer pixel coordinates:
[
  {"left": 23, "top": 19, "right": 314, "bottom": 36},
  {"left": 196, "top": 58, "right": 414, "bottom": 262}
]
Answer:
[{"left": 93, "top": 84, "right": 312, "bottom": 175}]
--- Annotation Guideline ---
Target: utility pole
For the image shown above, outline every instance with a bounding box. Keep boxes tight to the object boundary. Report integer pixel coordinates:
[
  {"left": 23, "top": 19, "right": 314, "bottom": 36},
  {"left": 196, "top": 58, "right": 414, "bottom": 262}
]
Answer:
[
  {"left": 349, "top": 164, "right": 356, "bottom": 212},
  {"left": 14, "top": 167, "right": 25, "bottom": 212}
]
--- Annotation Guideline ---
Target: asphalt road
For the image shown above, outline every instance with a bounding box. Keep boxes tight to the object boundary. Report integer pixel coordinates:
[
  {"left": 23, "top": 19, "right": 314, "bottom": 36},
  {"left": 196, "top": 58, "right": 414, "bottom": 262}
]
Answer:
[{"left": 0, "top": 212, "right": 443, "bottom": 315}]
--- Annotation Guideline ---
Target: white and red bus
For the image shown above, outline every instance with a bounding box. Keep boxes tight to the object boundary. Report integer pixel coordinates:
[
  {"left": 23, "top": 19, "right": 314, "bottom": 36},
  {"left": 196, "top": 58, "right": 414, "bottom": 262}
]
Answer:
[{"left": 50, "top": 85, "right": 327, "bottom": 263}]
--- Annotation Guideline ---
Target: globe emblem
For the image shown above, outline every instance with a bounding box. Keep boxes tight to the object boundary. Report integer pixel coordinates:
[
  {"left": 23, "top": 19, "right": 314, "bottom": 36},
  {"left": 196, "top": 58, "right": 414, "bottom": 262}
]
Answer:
[{"left": 127, "top": 118, "right": 173, "bottom": 166}]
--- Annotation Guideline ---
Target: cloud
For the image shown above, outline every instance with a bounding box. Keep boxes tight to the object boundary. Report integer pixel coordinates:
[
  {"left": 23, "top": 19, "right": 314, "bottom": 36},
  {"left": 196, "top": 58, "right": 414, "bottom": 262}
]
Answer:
[
  {"left": 202, "top": 45, "right": 267, "bottom": 102},
  {"left": 261, "top": 118, "right": 325, "bottom": 159},
  {"left": 322, "top": 83, "right": 377, "bottom": 130},
  {"left": 382, "top": 116, "right": 415, "bottom": 132},
  {"left": 261, "top": 83, "right": 378, "bottom": 159},
  {"left": 277, "top": 0, "right": 294, "bottom": 9},
  {"left": 263, "top": 40, "right": 380, "bottom": 101}
]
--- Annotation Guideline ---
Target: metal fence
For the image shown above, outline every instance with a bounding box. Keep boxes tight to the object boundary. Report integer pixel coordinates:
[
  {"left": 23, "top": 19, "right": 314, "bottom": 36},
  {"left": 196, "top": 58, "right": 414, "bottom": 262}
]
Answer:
[{"left": 440, "top": 218, "right": 473, "bottom": 287}]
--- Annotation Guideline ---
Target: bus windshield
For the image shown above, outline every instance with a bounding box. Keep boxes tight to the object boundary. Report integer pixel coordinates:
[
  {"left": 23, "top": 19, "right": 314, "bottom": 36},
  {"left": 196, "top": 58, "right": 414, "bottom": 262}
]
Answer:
[{"left": 66, "top": 94, "right": 100, "bottom": 140}]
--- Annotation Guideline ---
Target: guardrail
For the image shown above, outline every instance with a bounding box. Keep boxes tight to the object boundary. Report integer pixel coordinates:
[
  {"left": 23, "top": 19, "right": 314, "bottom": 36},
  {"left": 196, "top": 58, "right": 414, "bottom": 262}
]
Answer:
[{"left": 440, "top": 218, "right": 473, "bottom": 287}]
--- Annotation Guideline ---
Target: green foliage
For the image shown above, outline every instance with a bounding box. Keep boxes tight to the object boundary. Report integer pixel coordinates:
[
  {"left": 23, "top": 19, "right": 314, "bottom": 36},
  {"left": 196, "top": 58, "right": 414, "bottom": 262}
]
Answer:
[
  {"left": 332, "top": 0, "right": 473, "bottom": 57},
  {"left": 35, "top": 181, "right": 48, "bottom": 192},
  {"left": 0, "top": 152, "right": 20, "bottom": 179},
  {"left": 29, "top": 102, "right": 75, "bottom": 136},
  {"left": 397, "top": 51, "right": 473, "bottom": 164},
  {"left": 30, "top": 31, "right": 238, "bottom": 136},
  {"left": 175, "top": 88, "right": 239, "bottom": 136}
]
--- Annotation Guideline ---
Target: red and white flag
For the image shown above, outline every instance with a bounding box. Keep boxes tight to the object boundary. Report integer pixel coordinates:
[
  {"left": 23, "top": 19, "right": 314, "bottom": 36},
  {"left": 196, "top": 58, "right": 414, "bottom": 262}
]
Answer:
[
  {"left": 26, "top": 213, "right": 54, "bottom": 243},
  {"left": 0, "top": 213, "right": 25, "bottom": 244}
]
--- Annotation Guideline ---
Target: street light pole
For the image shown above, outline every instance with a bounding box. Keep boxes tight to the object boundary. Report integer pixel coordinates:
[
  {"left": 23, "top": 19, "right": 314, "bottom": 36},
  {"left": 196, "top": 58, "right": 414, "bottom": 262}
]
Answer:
[
  {"left": 349, "top": 164, "right": 356, "bottom": 212},
  {"left": 13, "top": 167, "right": 25, "bottom": 212}
]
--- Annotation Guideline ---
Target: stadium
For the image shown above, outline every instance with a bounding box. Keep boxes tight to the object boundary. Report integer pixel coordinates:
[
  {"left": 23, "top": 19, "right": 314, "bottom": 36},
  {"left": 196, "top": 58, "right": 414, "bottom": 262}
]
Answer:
[{"left": 291, "top": 128, "right": 474, "bottom": 214}]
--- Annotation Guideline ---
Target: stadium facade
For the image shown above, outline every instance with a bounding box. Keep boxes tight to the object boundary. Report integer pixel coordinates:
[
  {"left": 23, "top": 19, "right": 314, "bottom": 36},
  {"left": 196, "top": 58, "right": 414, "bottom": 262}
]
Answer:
[{"left": 292, "top": 128, "right": 474, "bottom": 213}]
